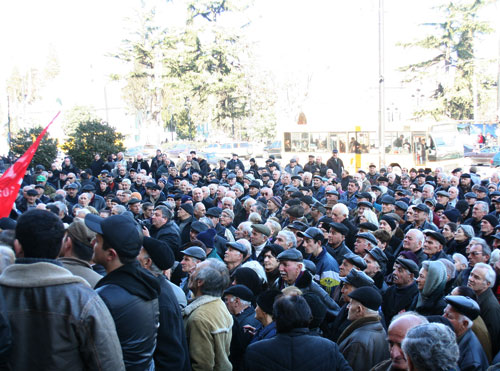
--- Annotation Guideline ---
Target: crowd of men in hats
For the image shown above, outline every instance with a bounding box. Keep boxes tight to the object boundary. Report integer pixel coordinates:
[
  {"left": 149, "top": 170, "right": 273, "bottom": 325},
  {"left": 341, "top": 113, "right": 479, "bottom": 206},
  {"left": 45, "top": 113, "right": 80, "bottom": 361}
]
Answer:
[{"left": 2, "top": 147, "right": 500, "bottom": 370}]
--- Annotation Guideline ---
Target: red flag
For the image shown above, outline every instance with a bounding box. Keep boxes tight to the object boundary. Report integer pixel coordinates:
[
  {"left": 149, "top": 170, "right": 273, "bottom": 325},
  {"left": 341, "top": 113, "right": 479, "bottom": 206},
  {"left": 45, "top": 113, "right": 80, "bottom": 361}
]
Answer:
[{"left": 0, "top": 112, "right": 60, "bottom": 218}]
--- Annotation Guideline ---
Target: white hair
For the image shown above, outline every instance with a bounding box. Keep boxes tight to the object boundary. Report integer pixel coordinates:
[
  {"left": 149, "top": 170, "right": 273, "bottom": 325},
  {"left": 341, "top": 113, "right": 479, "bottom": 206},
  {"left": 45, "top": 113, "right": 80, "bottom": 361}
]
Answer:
[
  {"left": 473, "top": 263, "right": 496, "bottom": 287},
  {"left": 332, "top": 203, "right": 349, "bottom": 218},
  {"left": 242, "top": 260, "right": 268, "bottom": 283}
]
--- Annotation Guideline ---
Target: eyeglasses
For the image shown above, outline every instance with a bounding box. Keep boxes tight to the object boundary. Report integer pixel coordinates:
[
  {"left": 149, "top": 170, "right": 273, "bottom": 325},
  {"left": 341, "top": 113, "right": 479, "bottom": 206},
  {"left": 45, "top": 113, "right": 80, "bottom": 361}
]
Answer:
[
  {"left": 468, "top": 251, "right": 483, "bottom": 256},
  {"left": 67, "top": 177, "right": 74, "bottom": 179}
]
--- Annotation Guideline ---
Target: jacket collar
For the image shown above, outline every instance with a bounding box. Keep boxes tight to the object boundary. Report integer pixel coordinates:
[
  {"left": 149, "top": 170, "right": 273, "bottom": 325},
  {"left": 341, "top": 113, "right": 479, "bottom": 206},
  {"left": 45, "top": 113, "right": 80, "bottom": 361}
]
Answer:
[
  {"left": 337, "top": 315, "right": 381, "bottom": 344},
  {"left": 183, "top": 295, "right": 220, "bottom": 317},
  {"left": 0, "top": 262, "right": 89, "bottom": 288}
]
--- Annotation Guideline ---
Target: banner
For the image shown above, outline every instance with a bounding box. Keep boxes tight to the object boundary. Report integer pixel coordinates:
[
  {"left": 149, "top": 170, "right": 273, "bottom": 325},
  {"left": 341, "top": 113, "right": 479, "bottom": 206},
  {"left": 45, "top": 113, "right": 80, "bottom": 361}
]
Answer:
[{"left": 0, "top": 112, "right": 60, "bottom": 218}]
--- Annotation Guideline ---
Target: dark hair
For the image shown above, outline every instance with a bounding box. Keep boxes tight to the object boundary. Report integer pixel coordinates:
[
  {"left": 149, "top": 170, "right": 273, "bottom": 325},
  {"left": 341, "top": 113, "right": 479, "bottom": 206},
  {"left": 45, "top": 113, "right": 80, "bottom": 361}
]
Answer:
[
  {"left": 454, "top": 286, "right": 478, "bottom": 302},
  {"left": 70, "top": 238, "right": 93, "bottom": 261},
  {"left": 15, "top": 210, "right": 65, "bottom": 259},
  {"left": 273, "top": 295, "right": 312, "bottom": 333},
  {"left": 101, "top": 238, "right": 136, "bottom": 265},
  {"left": 445, "top": 222, "right": 458, "bottom": 233},
  {"left": 0, "top": 230, "right": 16, "bottom": 249}
]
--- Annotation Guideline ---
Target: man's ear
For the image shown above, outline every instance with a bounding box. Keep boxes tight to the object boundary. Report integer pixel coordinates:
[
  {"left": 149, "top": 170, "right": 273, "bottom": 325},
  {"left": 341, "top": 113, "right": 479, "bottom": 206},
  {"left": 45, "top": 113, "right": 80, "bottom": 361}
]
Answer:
[{"left": 14, "top": 239, "right": 24, "bottom": 258}]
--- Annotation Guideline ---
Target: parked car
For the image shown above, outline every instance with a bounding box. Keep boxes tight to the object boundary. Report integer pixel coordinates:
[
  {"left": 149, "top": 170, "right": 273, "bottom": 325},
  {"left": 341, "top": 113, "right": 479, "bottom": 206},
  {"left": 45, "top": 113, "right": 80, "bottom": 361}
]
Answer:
[
  {"left": 165, "top": 143, "right": 191, "bottom": 157},
  {"left": 214, "top": 142, "right": 253, "bottom": 159},
  {"left": 491, "top": 151, "right": 500, "bottom": 167},
  {"left": 264, "top": 141, "right": 282, "bottom": 159},
  {"left": 465, "top": 146, "right": 500, "bottom": 165}
]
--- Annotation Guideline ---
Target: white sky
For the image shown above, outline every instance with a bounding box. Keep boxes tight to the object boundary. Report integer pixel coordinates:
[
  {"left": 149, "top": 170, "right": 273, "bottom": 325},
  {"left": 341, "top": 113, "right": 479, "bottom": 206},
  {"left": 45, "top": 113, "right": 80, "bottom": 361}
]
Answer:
[{"left": 0, "top": 0, "right": 498, "bottom": 138}]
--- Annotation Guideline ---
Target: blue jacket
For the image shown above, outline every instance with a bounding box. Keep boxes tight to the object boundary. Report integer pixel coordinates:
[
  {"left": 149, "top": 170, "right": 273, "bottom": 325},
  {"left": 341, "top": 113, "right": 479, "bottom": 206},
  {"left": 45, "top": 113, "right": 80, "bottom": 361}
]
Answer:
[
  {"left": 458, "top": 328, "right": 489, "bottom": 371},
  {"left": 307, "top": 247, "right": 340, "bottom": 295},
  {"left": 250, "top": 321, "right": 277, "bottom": 344},
  {"left": 245, "top": 328, "right": 352, "bottom": 371}
]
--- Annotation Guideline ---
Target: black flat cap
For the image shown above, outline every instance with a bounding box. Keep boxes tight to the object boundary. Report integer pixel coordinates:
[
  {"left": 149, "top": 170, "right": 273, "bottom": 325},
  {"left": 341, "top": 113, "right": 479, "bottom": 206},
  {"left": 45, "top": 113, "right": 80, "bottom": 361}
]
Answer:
[
  {"left": 143, "top": 236, "right": 175, "bottom": 270},
  {"left": 340, "top": 269, "right": 374, "bottom": 288},
  {"left": 226, "top": 241, "right": 248, "bottom": 257},
  {"left": 395, "top": 201, "right": 408, "bottom": 211},
  {"left": 395, "top": 257, "right": 419, "bottom": 277},
  {"left": 357, "top": 201, "right": 373, "bottom": 209},
  {"left": 277, "top": 248, "right": 303, "bottom": 262},
  {"left": 436, "top": 190, "right": 450, "bottom": 198},
  {"left": 444, "top": 295, "right": 480, "bottom": 320},
  {"left": 249, "top": 180, "right": 261, "bottom": 189},
  {"left": 181, "top": 246, "right": 207, "bottom": 261},
  {"left": 381, "top": 195, "right": 395, "bottom": 205},
  {"left": 303, "top": 259, "right": 317, "bottom": 275},
  {"left": 343, "top": 252, "right": 367, "bottom": 270},
  {"left": 191, "top": 221, "right": 209, "bottom": 233},
  {"left": 301, "top": 195, "right": 314, "bottom": 206},
  {"left": 356, "top": 232, "right": 378, "bottom": 246},
  {"left": 328, "top": 222, "right": 349, "bottom": 235},
  {"left": 287, "top": 221, "right": 308, "bottom": 232},
  {"left": 261, "top": 244, "right": 285, "bottom": 258},
  {"left": 423, "top": 230, "right": 446, "bottom": 246},
  {"left": 297, "top": 227, "right": 324, "bottom": 242},
  {"left": 366, "top": 247, "right": 388, "bottom": 272},
  {"left": 224, "top": 284, "right": 254, "bottom": 302},
  {"left": 414, "top": 203, "right": 430, "bottom": 213},
  {"left": 81, "top": 184, "right": 96, "bottom": 192},
  {"left": 348, "top": 286, "right": 382, "bottom": 311},
  {"left": 355, "top": 192, "right": 372, "bottom": 200},
  {"left": 206, "top": 207, "right": 222, "bottom": 217},
  {"left": 26, "top": 189, "right": 39, "bottom": 196},
  {"left": 358, "top": 222, "right": 378, "bottom": 232},
  {"left": 464, "top": 192, "right": 477, "bottom": 199}
]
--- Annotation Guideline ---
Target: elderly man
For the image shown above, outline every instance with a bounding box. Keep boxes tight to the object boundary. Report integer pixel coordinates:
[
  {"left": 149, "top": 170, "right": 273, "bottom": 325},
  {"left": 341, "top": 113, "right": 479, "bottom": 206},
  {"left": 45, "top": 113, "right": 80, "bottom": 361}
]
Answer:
[
  {"left": 250, "top": 224, "right": 271, "bottom": 260},
  {"left": 467, "top": 262, "right": 500, "bottom": 354},
  {"left": 338, "top": 286, "right": 389, "bottom": 370},
  {"left": 464, "top": 201, "right": 489, "bottom": 235},
  {"left": 398, "top": 228, "right": 428, "bottom": 265},
  {"left": 224, "top": 241, "right": 249, "bottom": 275},
  {"left": 145, "top": 205, "right": 182, "bottom": 260},
  {"left": 402, "top": 323, "right": 459, "bottom": 370},
  {"left": 454, "top": 237, "right": 490, "bottom": 287},
  {"left": 443, "top": 295, "right": 489, "bottom": 370},
  {"left": 180, "top": 245, "right": 207, "bottom": 297},
  {"left": 273, "top": 249, "right": 339, "bottom": 315},
  {"left": 325, "top": 222, "right": 352, "bottom": 267},
  {"left": 423, "top": 230, "right": 450, "bottom": 261},
  {"left": 382, "top": 258, "right": 420, "bottom": 325},
  {"left": 353, "top": 232, "right": 377, "bottom": 257},
  {"left": 372, "top": 312, "right": 429, "bottom": 371},
  {"left": 274, "top": 230, "right": 296, "bottom": 250},
  {"left": 184, "top": 258, "right": 233, "bottom": 370}
]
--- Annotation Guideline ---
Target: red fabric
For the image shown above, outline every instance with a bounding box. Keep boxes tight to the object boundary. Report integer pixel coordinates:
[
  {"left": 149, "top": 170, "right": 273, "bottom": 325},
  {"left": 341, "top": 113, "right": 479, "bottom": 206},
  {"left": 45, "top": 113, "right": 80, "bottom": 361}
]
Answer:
[{"left": 0, "top": 112, "right": 60, "bottom": 218}]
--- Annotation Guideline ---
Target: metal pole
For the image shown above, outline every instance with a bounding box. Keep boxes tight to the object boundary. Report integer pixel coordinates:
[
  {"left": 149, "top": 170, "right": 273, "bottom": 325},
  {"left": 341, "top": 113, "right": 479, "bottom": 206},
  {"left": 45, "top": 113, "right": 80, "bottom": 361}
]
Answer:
[
  {"left": 7, "top": 96, "right": 11, "bottom": 157},
  {"left": 378, "top": 0, "right": 386, "bottom": 168}
]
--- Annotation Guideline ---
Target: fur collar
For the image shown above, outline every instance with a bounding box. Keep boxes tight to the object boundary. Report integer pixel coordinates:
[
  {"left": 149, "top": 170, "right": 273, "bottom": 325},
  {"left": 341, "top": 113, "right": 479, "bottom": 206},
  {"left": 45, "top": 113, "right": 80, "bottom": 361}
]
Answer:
[{"left": 0, "top": 262, "right": 90, "bottom": 288}]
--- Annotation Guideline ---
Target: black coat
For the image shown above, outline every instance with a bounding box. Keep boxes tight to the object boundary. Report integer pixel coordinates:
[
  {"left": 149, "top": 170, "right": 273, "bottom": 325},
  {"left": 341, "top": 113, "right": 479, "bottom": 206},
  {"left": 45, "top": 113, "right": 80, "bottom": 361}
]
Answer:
[
  {"left": 244, "top": 328, "right": 352, "bottom": 371},
  {"left": 382, "top": 282, "right": 418, "bottom": 325},
  {"left": 154, "top": 275, "right": 190, "bottom": 370},
  {"left": 457, "top": 328, "right": 489, "bottom": 371},
  {"left": 150, "top": 221, "right": 182, "bottom": 260},
  {"left": 478, "top": 288, "right": 500, "bottom": 354}
]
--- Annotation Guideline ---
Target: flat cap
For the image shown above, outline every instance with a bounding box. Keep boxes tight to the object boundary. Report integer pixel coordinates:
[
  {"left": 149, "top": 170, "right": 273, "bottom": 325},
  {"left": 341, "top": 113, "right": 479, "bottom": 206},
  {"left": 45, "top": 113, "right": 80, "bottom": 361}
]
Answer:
[
  {"left": 251, "top": 224, "right": 271, "bottom": 237},
  {"left": 181, "top": 246, "right": 207, "bottom": 261},
  {"left": 423, "top": 230, "right": 446, "bottom": 246},
  {"left": 223, "top": 284, "right": 254, "bottom": 302},
  {"left": 366, "top": 247, "right": 388, "bottom": 272},
  {"left": 464, "top": 192, "right": 477, "bottom": 199},
  {"left": 436, "top": 190, "right": 450, "bottom": 198},
  {"left": 226, "top": 242, "right": 248, "bottom": 257},
  {"left": 65, "top": 183, "right": 78, "bottom": 190},
  {"left": 277, "top": 248, "right": 303, "bottom": 262},
  {"left": 287, "top": 221, "right": 308, "bottom": 232},
  {"left": 343, "top": 252, "right": 367, "bottom": 270},
  {"left": 261, "top": 243, "right": 285, "bottom": 258},
  {"left": 297, "top": 227, "right": 325, "bottom": 242},
  {"left": 197, "top": 229, "right": 216, "bottom": 249},
  {"left": 358, "top": 222, "right": 378, "bottom": 232},
  {"left": 191, "top": 221, "right": 209, "bottom": 233},
  {"left": 249, "top": 180, "right": 261, "bottom": 189},
  {"left": 355, "top": 192, "right": 372, "bottom": 200},
  {"left": 395, "top": 201, "right": 408, "bottom": 211},
  {"left": 340, "top": 269, "right": 374, "bottom": 288},
  {"left": 357, "top": 201, "right": 373, "bottom": 209},
  {"left": 380, "top": 195, "right": 395, "bottom": 205},
  {"left": 26, "top": 189, "right": 39, "bottom": 196},
  {"left": 206, "top": 207, "right": 222, "bottom": 217},
  {"left": 444, "top": 295, "right": 480, "bottom": 320},
  {"left": 286, "top": 205, "right": 305, "bottom": 218},
  {"left": 395, "top": 257, "right": 419, "bottom": 277},
  {"left": 414, "top": 203, "right": 430, "bottom": 213},
  {"left": 301, "top": 195, "right": 314, "bottom": 206},
  {"left": 348, "top": 286, "right": 382, "bottom": 311},
  {"left": 356, "top": 232, "right": 378, "bottom": 246},
  {"left": 328, "top": 222, "right": 349, "bottom": 236},
  {"left": 143, "top": 236, "right": 175, "bottom": 270}
]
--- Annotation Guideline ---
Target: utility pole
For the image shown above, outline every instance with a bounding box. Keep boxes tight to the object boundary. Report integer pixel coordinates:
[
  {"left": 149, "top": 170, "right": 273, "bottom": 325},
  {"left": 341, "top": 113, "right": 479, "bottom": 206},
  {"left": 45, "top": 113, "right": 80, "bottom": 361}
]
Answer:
[
  {"left": 378, "top": 0, "right": 386, "bottom": 168},
  {"left": 7, "top": 96, "right": 12, "bottom": 157}
]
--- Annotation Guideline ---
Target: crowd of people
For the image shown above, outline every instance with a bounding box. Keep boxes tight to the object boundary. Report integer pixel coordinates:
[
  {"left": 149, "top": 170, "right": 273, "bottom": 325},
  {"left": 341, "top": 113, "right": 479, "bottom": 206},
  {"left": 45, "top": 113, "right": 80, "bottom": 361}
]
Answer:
[{"left": 1, "top": 146, "right": 500, "bottom": 370}]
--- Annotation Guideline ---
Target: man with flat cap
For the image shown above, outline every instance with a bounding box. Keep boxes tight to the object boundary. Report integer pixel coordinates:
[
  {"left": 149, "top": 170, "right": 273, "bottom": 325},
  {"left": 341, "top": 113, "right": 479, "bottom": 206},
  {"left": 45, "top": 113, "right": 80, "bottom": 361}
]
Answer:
[
  {"left": 177, "top": 203, "right": 195, "bottom": 245},
  {"left": 224, "top": 240, "right": 249, "bottom": 275},
  {"left": 423, "top": 230, "right": 451, "bottom": 261},
  {"left": 261, "top": 244, "right": 284, "bottom": 284},
  {"left": 338, "top": 286, "right": 389, "bottom": 371},
  {"left": 327, "top": 269, "right": 374, "bottom": 343},
  {"left": 180, "top": 245, "right": 207, "bottom": 298},
  {"left": 353, "top": 232, "right": 378, "bottom": 257},
  {"left": 138, "top": 237, "right": 190, "bottom": 370},
  {"left": 298, "top": 227, "right": 340, "bottom": 295},
  {"left": 364, "top": 247, "right": 388, "bottom": 292},
  {"left": 273, "top": 248, "right": 340, "bottom": 316},
  {"left": 382, "top": 257, "right": 419, "bottom": 325},
  {"left": 57, "top": 218, "right": 103, "bottom": 288},
  {"left": 85, "top": 213, "right": 160, "bottom": 371},
  {"left": 443, "top": 295, "right": 489, "bottom": 370},
  {"left": 405, "top": 203, "right": 438, "bottom": 232},
  {"left": 250, "top": 224, "right": 271, "bottom": 260},
  {"left": 333, "top": 252, "right": 367, "bottom": 305},
  {"left": 325, "top": 222, "right": 353, "bottom": 267}
]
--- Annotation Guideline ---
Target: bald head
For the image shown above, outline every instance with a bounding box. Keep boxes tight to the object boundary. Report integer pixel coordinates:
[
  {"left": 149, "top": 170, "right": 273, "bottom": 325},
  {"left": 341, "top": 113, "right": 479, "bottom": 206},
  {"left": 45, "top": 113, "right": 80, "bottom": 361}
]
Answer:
[{"left": 388, "top": 313, "right": 429, "bottom": 370}]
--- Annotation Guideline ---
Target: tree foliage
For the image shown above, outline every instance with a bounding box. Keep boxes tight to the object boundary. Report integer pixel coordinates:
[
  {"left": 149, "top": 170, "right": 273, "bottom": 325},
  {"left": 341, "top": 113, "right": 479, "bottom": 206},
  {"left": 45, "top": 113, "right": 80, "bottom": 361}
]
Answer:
[
  {"left": 112, "top": 0, "right": 276, "bottom": 141},
  {"left": 10, "top": 127, "right": 58, "bottom": 169},
  {"left": 62, "top": 105, "right": 102, "bottom": 136},
  {"left": 399, "top": 0, "right": 495, "bottom": 120},
  {"left": 62, "top": 120, "right": 125, "bottom": 169}
]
